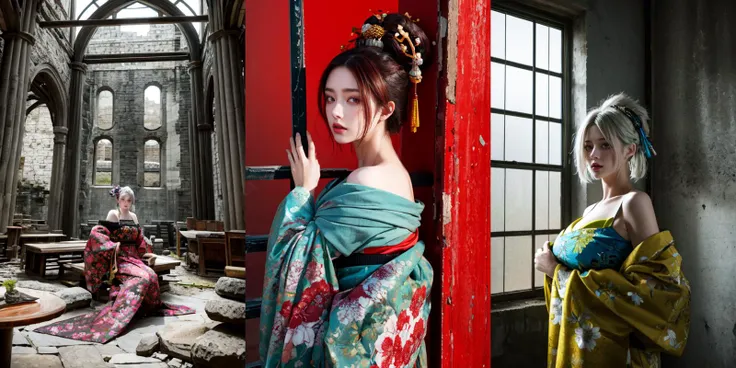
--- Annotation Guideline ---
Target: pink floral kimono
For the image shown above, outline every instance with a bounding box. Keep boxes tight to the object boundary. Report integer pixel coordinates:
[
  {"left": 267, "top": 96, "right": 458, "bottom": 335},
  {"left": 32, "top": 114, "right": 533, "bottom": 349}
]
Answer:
[{"left": 34, "top": 222, "right": 194, "bottom": 343}]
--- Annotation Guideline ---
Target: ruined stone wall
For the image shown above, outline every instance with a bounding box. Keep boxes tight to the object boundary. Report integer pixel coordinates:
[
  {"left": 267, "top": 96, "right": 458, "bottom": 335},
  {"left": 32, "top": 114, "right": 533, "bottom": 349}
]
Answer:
[
  {"left": 20, "top": 107, "right": 54, "bottom": 189},
  {"left": 80, "top": 67, "right": 192, "bottom": 224}
]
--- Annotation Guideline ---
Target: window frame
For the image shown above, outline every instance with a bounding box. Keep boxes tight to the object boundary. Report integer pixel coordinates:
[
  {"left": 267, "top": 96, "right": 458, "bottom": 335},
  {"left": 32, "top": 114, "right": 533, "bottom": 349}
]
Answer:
[
  {"left": 92, "top": 137, "right": 114, "bottom": 187},
  {"left": 142, "top": 138, "right": 163, "bottom": 189},
  {"left": 143, "top": 84, "right": 164, "bottom": 131},
  {"left": 490, "top": 3, "right": 573, "bottom": 303},
  {"left": 96, "top": 88, "right": 115, "bottom": 131}
]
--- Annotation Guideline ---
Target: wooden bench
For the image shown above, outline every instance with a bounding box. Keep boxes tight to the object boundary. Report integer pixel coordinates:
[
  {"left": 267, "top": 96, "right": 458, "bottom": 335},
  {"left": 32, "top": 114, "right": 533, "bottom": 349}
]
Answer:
[
  {"left": 24, "top": 241, "right": 86, "bottom": 278},
  {"left": 62, "top": 256, "right": 182, "bottom": 300}
]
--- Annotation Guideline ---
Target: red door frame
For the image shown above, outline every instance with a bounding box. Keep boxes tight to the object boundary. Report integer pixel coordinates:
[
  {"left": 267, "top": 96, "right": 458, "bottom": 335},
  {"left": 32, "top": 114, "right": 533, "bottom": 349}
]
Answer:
[{"left": 434, "top": 0, "right": 492, "bottom": 366}]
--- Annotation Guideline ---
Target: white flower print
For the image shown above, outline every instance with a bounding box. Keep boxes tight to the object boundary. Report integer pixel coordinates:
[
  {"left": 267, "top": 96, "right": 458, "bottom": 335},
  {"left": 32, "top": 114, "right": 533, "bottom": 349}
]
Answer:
[
  {"left": 663, "top": 329, "right": 677, "bottom": 347},
  {"left": 627, "top": 292, "right": 644, "bottom": 306},
  {"left": 362, "top": 277, "right": 393, "bottom": 301},
  {"left": 574, "top": 323, "right": 601, "bottom": 352},
  {"left": 286, "top": 321, "right": 318, "bottom": 348},
  {"left": 557, "top": 269, "right": 572, "bottom": 297},
  {"left": 550, "top": 297, "right": 563, "bottom": 325},
  {"left": 285, "top": 260, "right": 305, "bottom": 293},
  {"left": 336, "top": 296, "right": 371, "bottom": 325}
]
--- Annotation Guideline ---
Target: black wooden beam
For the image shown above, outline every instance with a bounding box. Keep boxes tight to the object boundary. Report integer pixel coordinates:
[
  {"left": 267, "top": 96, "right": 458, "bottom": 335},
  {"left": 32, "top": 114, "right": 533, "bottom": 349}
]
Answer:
[
  {"left": 84, "top": 52, "right": 190, "bottom": 64},
  {"left": 38, "top": 15, "right": 209, "bottom": 28}
]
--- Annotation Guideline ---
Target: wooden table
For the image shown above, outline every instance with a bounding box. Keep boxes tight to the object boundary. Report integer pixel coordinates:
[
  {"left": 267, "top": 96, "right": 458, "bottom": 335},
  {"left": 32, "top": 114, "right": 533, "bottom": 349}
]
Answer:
[
  {"left": 0, "top": 288, "right": 66, "bottom": 366},
  {"left": 177, "top": 230, "right": 224, "bottom": 258},
  {"left": 24, "top": 241, "right": 87, "bottom": 278},
  {"left": 17, "top": 233, "right": 68, "bottom": 270}
]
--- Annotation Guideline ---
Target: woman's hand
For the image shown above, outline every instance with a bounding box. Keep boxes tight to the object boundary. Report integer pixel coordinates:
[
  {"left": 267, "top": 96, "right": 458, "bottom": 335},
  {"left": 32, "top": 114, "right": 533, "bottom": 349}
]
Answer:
[
  {"left": 142, "top": 253, "right": 157, "bottom": 266},
  {"left": 287, "top": 132, "right": 320, "bottom": 193},
  {"left": 534, "top": 242, "right": 559, "bottom": 278}
]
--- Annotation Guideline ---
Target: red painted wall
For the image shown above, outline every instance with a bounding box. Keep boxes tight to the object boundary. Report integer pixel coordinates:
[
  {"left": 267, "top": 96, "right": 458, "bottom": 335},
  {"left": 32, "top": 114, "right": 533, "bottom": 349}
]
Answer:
[{"left": 245, "top": 0, "right": 444, "bottom": 365}]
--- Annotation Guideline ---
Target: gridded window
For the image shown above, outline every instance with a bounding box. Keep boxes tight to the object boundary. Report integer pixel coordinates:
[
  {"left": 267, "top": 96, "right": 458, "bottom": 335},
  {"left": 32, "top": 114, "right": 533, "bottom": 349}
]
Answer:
[
  {"left": 491, "top": 8, "right": 569, "bottom": 297},
  {"left": 94, "top": 138, "right": 113, "bottom": 186}
]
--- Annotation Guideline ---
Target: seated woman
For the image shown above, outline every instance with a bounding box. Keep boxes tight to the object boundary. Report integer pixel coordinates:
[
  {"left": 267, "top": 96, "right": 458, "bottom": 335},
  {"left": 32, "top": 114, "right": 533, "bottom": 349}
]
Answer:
[{"left": 34, "top": 186, "right": 194, "bottom": 343}]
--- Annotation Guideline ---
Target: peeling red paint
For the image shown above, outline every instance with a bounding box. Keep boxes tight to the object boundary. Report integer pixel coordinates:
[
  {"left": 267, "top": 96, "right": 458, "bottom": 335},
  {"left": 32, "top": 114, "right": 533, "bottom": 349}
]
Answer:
[{"left": 435, "top": 0, "right": 491, "bottom": 366}]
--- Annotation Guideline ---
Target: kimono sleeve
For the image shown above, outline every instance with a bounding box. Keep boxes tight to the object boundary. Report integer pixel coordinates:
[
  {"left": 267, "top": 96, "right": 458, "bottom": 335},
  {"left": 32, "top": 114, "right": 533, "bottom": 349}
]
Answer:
[
  {"left": 265, "top": 186, "right": 316, "bottom": 252},
  {"left": 83, "top": 225, "right": 118, "bottom": 293},
  {"left": 137, "top": 228, "right": 153, "bottom": 258}
]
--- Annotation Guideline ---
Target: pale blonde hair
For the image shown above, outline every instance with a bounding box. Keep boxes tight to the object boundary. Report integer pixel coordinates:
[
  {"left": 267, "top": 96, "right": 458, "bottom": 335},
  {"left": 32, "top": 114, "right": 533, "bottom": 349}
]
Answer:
[{"left": 573, "top": 93, "right": 651, "bottom": 184}]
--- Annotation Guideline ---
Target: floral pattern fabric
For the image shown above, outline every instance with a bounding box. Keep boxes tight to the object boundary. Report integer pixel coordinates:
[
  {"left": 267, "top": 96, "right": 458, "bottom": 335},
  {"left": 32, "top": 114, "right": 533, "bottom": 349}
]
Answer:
[
  {"left": 34, "top": 224, "right": 194, "bottom": 343},
  {"left": 544, "top": 230, "right": 691, "bottom": 368},
  {"left": 259, "top": 180, "right": 433, "bottom": 368}
]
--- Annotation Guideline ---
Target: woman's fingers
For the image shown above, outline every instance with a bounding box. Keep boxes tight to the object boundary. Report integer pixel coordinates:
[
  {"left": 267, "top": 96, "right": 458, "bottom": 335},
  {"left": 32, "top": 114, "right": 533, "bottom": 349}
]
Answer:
[
  {"left": 307, "top": 132, "right": 316, "bottom": 161},
  {"left": 295, "top": 133, "right": 308, "bottom": 161}
]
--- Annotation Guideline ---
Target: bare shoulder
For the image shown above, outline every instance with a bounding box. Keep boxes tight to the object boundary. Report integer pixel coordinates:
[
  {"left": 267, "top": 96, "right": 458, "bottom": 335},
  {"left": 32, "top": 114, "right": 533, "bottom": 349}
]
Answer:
[
  {"left": 106, "top": 210, "right": 119, "bottom": 221},
  {"left": 622, "top": 191, "right": 659, "bottom": 243},
  {"left": 131, "top": 212, "right": 139, "bottom": 224},
  {"left": 346, "top": 165, "right": 414, "bottom": 201},
  {"left": 622, "top": 191, "right": 655, "bottom": 220}
]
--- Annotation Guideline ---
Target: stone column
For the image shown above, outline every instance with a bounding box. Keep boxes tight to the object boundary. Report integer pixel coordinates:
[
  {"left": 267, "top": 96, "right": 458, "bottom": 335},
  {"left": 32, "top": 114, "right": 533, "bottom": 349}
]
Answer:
[
  {"left": 47, "top": 126, "right": 67, "bottom": 230},
  {"left": 209, "top": 1, "right": 245, "bottom": 230},
  {"left": 0, "top": 0, "right": 40, "bottom": 233},
  {"left": 61, "top": 61, "right": 88, "bottom": 238},
  {"left": 187, "top": 61, "right": 215, "bottom": 220}
]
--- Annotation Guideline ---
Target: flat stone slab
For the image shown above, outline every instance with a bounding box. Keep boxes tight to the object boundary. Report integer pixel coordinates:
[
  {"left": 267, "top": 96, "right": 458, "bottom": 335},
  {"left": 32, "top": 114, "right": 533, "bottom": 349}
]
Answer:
[
  {"left": 11, "top": 354, "right": 64, "bottom": 368},
  {"left": 13, "top": 346, "right": 36, "bottom": 354},
  {"left": 52, "top": 287, "right": 92, "bottom": 311},
  {"left": 14, "top": 329, "right": 31, "bottom": 346},
  {"left": 24, "top": 331, "right": 97, "bottom": 347},
  {"left": 38, "top": 346, "right": 59, "bottom": 354},
  {"left": 136, "top": 334, "right": 159, "bottom": 357},
  {"left": 58, "top": 345, "right": 109, "bottom": 368},
  {"left": 109, "top": 353, "right": 161, "bottom": 364}
]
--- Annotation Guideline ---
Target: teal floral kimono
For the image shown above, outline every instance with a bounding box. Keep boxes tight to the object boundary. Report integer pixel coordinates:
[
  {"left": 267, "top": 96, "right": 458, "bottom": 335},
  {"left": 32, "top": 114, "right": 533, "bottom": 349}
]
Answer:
[{"left": 260, "top": 179, "right": 433, "bottom": 368}]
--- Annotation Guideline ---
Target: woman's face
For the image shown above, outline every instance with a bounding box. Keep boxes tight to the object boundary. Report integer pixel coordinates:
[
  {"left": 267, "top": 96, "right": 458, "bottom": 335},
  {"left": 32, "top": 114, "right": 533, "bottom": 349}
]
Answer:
[
  {"left": 118, "top": 195, "right": 133, "bottom": 211},
  {"left": 584, "top": 125, "right": 620, "bottom": 180},
  {"left": 324, "top": 67, "right": 379, "bottom": 144}
]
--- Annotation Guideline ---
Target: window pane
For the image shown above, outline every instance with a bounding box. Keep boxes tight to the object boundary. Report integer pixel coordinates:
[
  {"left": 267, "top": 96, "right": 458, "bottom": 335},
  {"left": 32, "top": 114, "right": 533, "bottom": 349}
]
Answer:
[
  {"left": 504, "top": 116, "right": 532, "bottom": 163},
  {"left": 535, "top": 120, "right": 549, "bottom": 164},
  {"left": 535, "top": 24, "right": 549, "bottom": 70},
  {"left": 505, "top": 169, "right": 532, "bottom": 231},
  {"left": 491, "top": 11, "right": 506, "bottom": 59},
  {"left": 492, "top": 168, "right": 505, "bottom": 232},
  {"left": 97, "top": 90, "right": 113, "bottom": 130},
  {"left": 505, "top": 15, "right": 533, "bottom": 66},
  {"left": 549, "top": 122, "right": 562, "bottom": 165},
  {"left": 504, "top": 236, "right": 532, "bottom": 292},
  {"left": 144, "top": 86, "right": 162, "bottom": 130},
  {"left": 144, "top": 140, "right": 161, "bottom": 187},
  {"left": 535, "top": 170, "right": 549, "bottom": 230},
  {"left": 534, "top": 234, "right": 548, "bottom": 287},
  {"left": 549, "top": 27, "right": 562, "bottom": 73},
  {"left": 549, "top": 76, "right": 562, "bottom": 119},
  {"left": 549, "top": 171, "right": 562, "bottom": 229},
  {"left": 491, "top": 62, "right": 505, "bottom": 109},
  {"left": 535, "top": 73, "right": 549, "bottom": 117},
  {"left": 492, "top": 237, "right": 505, "bottom": 294},
  {"left": 505, "top": 66, "right": 533, "bottom": 114},
  {"left": 491, "top": 113, "right": 504, "bottom": 160},
  {"left": 94, "top": 139, "right": 112, "bottom": 186}
]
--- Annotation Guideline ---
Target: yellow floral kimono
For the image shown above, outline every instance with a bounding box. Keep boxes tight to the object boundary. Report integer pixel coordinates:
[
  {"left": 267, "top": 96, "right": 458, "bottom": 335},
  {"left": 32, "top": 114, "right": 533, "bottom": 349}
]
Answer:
[{"left": 544, "top": 231, "right": 691, "bottom": 367}]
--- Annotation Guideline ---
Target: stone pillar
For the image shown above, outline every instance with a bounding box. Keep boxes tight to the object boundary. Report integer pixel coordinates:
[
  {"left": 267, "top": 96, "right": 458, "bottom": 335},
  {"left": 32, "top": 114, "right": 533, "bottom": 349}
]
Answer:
[
  {"left": 61, "top": 61, "right": 88, "bottom": 238},
  {"left": 0, "top": 0, "right": 40, "bottom": 233},
  {"left": 47, "top": 126, "right": 67, "bottom": 230},
  {"left": 209, "top": 1, "right": 245, "bottom": 230},
  {"left": 187, "top": 61, "right": 215, "bottom": 220}
]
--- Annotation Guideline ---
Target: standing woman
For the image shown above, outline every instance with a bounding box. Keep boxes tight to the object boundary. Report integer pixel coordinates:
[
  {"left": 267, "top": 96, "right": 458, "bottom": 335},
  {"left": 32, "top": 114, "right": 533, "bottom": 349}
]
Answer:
[
  {"left": 534, "top": 94, "right": 691, "bottom": 367},
  {"left": 260, "top": 12, "right": 433, "bottom": 368}
]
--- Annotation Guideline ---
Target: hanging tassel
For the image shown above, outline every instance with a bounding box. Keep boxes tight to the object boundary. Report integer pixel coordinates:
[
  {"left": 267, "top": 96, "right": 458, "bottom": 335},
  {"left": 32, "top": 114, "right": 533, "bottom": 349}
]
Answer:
[{"left": 410, "top": 82, "right": 420, "bottom": 133}]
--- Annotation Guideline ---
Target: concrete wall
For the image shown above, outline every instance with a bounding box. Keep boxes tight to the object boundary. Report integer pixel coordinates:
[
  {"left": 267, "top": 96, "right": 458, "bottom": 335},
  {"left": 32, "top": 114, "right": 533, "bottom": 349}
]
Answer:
[
  {"left": 492, "top": 0, "right": 648, "bottom": 366},
  {"left": 652, "top": 0, "right": 736, "bottom": 366}
]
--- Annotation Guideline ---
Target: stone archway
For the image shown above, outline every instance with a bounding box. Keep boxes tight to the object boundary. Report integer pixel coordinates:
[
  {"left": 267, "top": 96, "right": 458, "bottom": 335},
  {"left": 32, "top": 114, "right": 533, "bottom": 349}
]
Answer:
[
  {"left": 24, "top": 64, "right": 69, "bottom": 230},
  {"left": 62, "top": 0, "right": 212, "bottom": 237}
]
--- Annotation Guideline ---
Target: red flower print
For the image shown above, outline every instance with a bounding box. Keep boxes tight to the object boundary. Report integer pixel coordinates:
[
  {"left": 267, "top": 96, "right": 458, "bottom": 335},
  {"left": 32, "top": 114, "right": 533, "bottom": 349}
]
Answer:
[{"left": 410, "top": 286, "right": 427, "bottom": 316}]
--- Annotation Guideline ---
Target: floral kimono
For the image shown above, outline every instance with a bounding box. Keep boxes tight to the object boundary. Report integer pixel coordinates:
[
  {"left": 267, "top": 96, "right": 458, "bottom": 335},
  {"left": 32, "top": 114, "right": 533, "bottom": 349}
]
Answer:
[
  {"left": 544, "top": 230, "right": 691, "bottom": 367},
  {"left": 260, "top": 179, "right": 433, "bottom": 368},
  {"left": 35, "top": 222, "right": 194, "bottom": 343}
]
